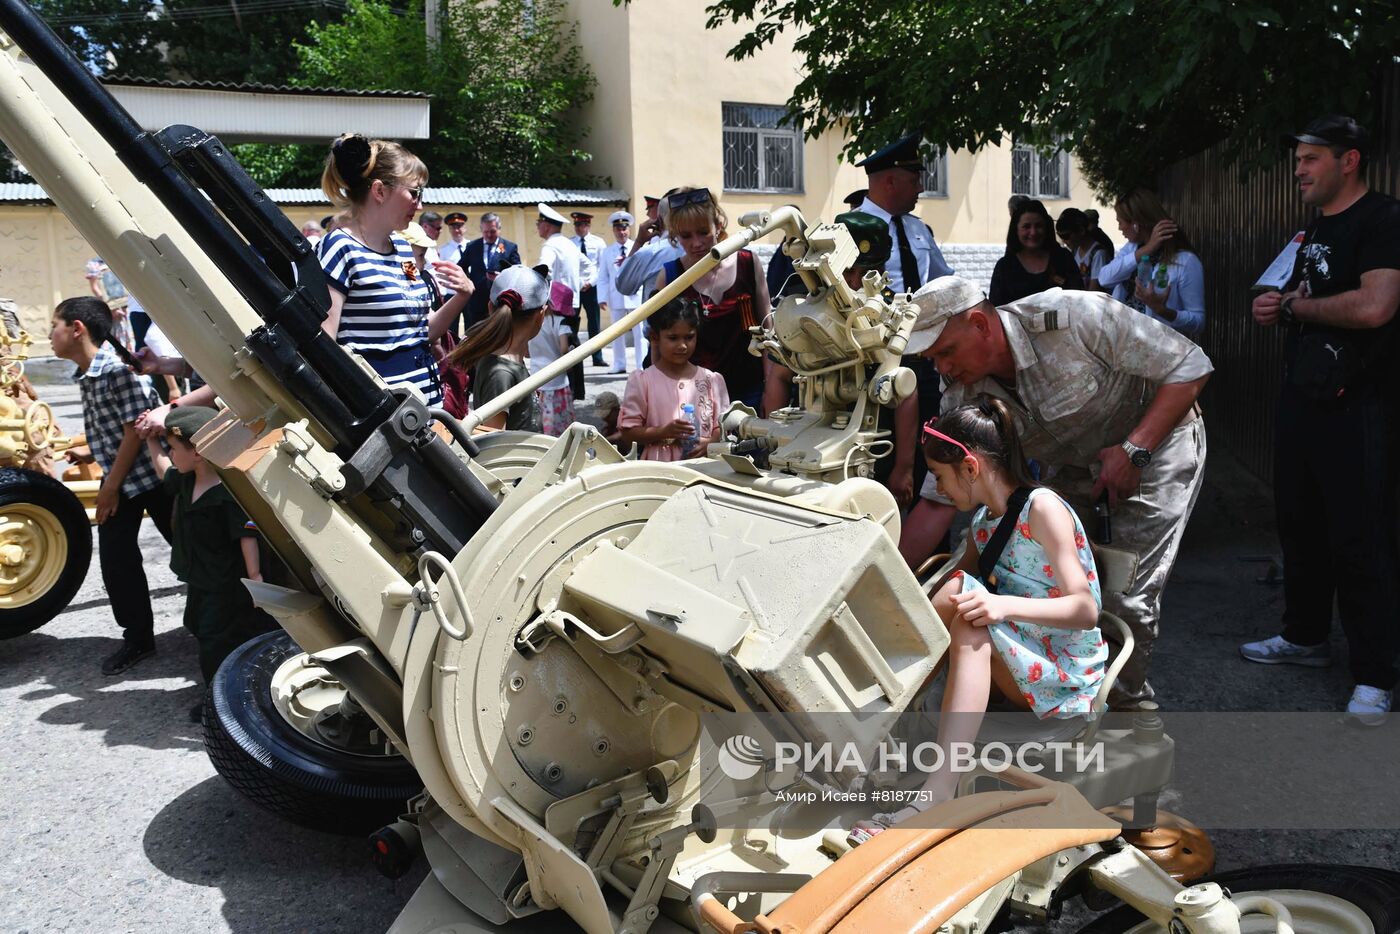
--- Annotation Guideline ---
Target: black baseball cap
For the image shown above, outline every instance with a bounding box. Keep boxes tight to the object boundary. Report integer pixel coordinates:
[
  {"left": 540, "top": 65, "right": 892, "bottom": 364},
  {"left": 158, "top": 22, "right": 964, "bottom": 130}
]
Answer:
[{"left": 1283, "top": 115, "right": 1369, "bottom": 153}]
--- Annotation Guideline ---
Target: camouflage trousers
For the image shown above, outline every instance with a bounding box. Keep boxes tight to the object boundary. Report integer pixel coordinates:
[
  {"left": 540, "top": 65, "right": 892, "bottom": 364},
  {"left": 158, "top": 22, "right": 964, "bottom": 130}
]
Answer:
[{"left": 1052, "top": 412, "right": 1207, "bottom": 704}]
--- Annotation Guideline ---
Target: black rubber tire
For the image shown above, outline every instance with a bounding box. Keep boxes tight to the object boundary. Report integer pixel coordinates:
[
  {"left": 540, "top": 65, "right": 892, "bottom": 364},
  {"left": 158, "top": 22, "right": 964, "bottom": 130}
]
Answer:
[
  {"left": 0, "top": 467, "right": 91, "bottom": 639},
  {"left": 1076, "top": 863, "right": 1400, "bottom": 932},
  {"left": 203, "top": 630, "right": 423, "bottom": 835}
]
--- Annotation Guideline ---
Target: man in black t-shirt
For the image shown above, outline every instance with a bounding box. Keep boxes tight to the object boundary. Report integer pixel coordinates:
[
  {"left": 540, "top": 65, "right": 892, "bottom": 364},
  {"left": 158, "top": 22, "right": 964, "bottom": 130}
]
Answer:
[{"left": 1241, "top": 115, "right": 1400, "bottom": 724}]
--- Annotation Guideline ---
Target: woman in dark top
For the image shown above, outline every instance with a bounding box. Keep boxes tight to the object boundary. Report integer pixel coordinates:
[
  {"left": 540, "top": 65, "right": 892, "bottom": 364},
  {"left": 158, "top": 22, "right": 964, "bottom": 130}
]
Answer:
[
  {"left": 656, "top": 186, "right": 771, "bottom": 409},
  {"left": 989, "top": 199, "right": 1084, "bottom": 305},
  {"left": 449, "top": 265, "right": 548, "bottom": 432}
]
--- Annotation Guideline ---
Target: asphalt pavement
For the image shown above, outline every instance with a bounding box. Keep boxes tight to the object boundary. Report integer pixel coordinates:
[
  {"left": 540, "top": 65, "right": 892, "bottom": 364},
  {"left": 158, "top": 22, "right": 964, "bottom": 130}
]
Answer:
[{"left": 2, "top": 353, "right": 1395, "bottom": 933}]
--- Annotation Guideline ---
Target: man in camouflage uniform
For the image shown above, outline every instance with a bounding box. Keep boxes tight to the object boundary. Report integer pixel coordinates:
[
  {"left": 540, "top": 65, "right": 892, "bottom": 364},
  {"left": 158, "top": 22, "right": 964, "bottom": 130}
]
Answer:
[{"left": 906, "top": 277, "right": 1213, "bottom": 706}]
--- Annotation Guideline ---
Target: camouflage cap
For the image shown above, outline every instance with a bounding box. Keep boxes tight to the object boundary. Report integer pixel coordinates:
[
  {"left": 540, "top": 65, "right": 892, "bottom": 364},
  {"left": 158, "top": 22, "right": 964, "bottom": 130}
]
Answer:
[
  {"left": 906, "top": 276, "right": 986, "bottom": 355},
  {"left": 834, "top": 211, "right": 891, "bottom": 269},
  {"left": 165, "top": 405, "right": 218, "bottom": 442}
]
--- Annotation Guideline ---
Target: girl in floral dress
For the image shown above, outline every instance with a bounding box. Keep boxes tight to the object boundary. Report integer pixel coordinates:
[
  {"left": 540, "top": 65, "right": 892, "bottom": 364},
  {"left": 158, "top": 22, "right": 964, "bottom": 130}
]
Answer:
[{"left": 850, "top": 395, "right": 1105, "bottom": 844}]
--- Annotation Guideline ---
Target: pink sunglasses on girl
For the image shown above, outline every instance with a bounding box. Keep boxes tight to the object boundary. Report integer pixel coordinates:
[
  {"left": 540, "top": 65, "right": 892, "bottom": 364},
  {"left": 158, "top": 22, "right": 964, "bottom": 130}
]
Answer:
[{"left": 922, "top": 417, "right": 973, "bottom": 460}]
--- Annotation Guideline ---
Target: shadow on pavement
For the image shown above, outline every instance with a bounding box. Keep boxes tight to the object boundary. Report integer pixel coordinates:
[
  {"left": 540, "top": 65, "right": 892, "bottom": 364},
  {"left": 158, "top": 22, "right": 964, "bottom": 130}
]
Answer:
[
  {"left": 143, "top": 776, "right": 425, "bottom": 933},
  {"left": 0, "top": 628, "right": 205, "bottom": 751}
]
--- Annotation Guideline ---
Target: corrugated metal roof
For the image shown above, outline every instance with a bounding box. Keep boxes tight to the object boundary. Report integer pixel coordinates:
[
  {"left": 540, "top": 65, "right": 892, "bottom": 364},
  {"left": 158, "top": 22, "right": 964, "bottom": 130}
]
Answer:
[
  {"left": 0, "top": 183, "right": 629, "bottom": 206},
  {"left": 0, "top": 183, "right": 50, "bottom": 203},
  {"left": 103, "top": 74, "right": 429, "bottom": 99}
]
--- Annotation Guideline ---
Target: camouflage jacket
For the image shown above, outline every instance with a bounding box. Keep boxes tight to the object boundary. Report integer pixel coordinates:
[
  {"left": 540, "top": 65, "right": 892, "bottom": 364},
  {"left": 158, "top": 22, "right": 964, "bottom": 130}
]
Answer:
[{"left": 941, "top": 288, "right": 1213, "bottom": 469}]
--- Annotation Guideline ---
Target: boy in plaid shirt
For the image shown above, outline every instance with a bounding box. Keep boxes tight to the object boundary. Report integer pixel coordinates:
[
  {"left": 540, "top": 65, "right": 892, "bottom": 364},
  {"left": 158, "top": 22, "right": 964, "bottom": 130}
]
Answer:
[{"left": 49, "top": 297, "right": 173, "bottom": 674}]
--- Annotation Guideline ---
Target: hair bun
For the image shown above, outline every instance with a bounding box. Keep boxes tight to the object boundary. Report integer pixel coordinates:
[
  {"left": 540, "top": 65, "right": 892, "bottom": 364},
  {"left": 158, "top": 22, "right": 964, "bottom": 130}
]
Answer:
[{"left": 332, "top": 135, "right": 372, "bottom": 181}]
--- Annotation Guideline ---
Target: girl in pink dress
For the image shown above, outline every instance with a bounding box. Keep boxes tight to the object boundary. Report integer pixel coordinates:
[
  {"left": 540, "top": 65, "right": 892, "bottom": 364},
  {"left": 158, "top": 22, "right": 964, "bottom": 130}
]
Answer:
[{"left": 618, "top": 298, "right": 730, "bottom": 461}]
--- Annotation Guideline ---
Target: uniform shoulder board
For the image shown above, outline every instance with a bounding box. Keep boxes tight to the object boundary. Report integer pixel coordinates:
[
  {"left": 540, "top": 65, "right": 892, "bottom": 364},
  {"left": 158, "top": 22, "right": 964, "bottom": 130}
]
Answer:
[{"left": 1028, "top": 307, "right": 1070, "bottom": 332}]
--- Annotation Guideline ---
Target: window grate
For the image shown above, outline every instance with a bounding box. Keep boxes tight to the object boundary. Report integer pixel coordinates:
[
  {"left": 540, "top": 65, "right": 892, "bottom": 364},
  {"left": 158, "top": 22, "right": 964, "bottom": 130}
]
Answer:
[
  {"left": 722, "top": 102, "right": 803, "bottom": 193},
  {"left": 920, "top": 147, "right": 948, "bottom": 197},
  {"left": 1011, "top": 140, "right": 1069, "bottom": 198}
]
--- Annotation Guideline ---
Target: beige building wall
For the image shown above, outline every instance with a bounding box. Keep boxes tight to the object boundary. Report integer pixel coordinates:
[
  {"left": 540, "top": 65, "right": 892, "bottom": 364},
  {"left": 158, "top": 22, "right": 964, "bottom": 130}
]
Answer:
[
  {"left": 568, "top": 0, "right": 1111, "bottom": 245},
  {"left": 0, "top": 205, "right": 96, "bottom": 340},
  {"left": 924, "top": 142, "right": 1110, "bottom": 244}
]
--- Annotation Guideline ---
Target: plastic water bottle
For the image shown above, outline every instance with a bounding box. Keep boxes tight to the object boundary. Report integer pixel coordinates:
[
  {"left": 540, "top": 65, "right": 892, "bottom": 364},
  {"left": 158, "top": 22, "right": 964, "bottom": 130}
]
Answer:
[{"left": 679, "top": 403, "right": 703, "bottom": 457}]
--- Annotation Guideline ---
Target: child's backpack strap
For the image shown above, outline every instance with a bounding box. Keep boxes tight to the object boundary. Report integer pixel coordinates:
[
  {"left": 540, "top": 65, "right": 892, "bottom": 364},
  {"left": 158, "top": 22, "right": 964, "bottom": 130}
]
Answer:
[{"left": 977, "top": 486, "right": 1034, "bottom": 593}]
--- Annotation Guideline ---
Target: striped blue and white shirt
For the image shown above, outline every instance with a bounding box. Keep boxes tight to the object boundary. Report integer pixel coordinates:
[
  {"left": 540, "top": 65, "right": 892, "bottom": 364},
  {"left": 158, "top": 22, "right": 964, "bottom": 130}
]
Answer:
[{"left": 319, "top": 229, "right": 431, "bottom": 353}]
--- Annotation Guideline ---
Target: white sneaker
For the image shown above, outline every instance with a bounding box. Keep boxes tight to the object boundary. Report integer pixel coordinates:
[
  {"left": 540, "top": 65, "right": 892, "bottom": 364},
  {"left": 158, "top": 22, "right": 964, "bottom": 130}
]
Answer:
[
  {"left": 1345, "top": 686, "right": 1391, "bottom": 726},
  {"left": 1239, "top": 634, "right": 1332, "bottom": 667}
]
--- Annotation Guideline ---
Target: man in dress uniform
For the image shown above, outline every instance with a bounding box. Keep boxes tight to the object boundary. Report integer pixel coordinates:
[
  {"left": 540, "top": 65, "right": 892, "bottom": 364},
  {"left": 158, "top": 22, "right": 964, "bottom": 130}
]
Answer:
[
  {"left": 597, "top": 210, "right": 645, "bottom": 373},
  {"left": 906, "top": 277, "right": 1213, "bottom": 708},
  {"left": 437, "top": 211, "right": 469, "bottom": 266},
  {"left": 857, "top": 134, "right": 956, "bottom": 514},
  {"left": 537, "top": 203, "right": 586, "bottom": 399},
  {"left": 572, "top": 211, "right": 607, "bottom": 366}
]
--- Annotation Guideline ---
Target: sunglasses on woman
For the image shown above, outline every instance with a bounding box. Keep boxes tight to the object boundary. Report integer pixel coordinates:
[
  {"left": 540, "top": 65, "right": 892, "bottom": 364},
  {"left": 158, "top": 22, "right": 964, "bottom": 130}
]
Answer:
[
  {"left": 922, "top": 417, "right": 973, "bottom": 460},
  {"left": 667, "top": 187, "right": 712, "bottom": 210}
]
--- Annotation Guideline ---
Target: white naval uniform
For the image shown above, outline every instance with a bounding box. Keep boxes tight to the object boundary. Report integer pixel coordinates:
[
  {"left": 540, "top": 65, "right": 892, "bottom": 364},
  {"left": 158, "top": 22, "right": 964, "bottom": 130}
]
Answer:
[{"left": 597, "top": 238, "right": 645, "bottom": 371}]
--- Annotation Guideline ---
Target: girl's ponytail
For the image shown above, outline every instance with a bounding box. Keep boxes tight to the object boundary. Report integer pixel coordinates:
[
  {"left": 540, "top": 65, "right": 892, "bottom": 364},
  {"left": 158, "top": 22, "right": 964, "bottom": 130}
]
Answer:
[
  {"left": 449, "top": 304, "right": 517, "bottom": 375},
  {"left": 923, "top": 393, "right": 1038, "bottom": 489}
]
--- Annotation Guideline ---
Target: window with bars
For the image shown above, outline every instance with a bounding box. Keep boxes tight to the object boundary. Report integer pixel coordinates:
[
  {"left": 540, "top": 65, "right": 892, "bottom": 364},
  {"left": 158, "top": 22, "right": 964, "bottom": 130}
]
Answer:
[
  {"left": 919, "top": 147, "right": 948, "bottom": 197},
  {"left": 722, "top": 102, "right": 803, "bottom": 193},
  {"left": 1011, "top": 141, "right": 1070, "bottom": 198}
]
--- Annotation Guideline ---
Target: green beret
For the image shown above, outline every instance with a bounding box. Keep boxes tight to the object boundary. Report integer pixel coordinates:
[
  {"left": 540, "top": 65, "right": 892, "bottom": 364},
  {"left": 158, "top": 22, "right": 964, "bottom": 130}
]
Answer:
[
  {"left": 165, "top": 405, "right": 218, "bottom": 442},
  {"left": 835, "top": 211, "right": 892, "bottom": 269}
]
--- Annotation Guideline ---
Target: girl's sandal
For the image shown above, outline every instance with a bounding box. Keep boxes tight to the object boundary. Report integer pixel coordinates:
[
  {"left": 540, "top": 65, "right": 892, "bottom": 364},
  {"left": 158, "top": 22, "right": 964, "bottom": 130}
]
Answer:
[{"left": 845, "top": 805, "right": 923, "bottom": 849}]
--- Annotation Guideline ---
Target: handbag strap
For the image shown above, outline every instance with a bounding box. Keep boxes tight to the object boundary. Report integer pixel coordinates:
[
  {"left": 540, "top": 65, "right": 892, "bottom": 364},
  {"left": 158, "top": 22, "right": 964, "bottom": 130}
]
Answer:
[
  {"left": 422, "top": 267, "right": 444, "bottom": 310},
  {"left": 977, "top": 486, "right": 1034, "bottom": 593}
]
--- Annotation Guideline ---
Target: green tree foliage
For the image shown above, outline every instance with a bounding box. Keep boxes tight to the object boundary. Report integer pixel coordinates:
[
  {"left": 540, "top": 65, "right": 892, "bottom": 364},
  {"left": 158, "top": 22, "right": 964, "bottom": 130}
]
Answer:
[
  {"left": 31, "top": 0, "right": 348, "bottom": 83},
  {"left": 237, "top": 0, "right": 596, "bottom": 189},
  {"left": 705, "top": 0, "right": 1398, "bottom": 196},
  {"left": 6, "top": 0, "right": 349, "bottom": 180},
  {"left": 29, "top": 0, "right": 165, "bottom": 75}
]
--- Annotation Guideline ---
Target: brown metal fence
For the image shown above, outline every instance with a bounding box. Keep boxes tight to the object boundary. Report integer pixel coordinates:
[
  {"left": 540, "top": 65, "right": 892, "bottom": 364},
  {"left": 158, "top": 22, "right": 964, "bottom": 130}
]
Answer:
[{"left": 1157, "top": 66, "right": 1400, "bottom": 483}]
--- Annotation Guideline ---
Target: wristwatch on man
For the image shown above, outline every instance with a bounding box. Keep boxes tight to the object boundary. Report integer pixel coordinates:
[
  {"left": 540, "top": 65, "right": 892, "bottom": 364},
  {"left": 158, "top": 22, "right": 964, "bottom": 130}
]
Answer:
[
  {"left": 1280, "top": 295, "right": 1297, "bottom": 326},
  {"left": 1120, "top": 439, "right": 1152, "bottom": 468}
]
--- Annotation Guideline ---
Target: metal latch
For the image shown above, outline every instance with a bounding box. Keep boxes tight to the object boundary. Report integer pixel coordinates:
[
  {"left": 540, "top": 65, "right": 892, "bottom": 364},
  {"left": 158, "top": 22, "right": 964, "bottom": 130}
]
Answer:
[{"left": 277, "top": 420, "right": 346, "bottom": 497}]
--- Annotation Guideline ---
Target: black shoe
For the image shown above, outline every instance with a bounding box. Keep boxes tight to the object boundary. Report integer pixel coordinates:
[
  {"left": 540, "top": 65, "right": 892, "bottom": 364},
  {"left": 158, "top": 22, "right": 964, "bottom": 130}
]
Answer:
[
  {"left": 590, "top": 355, "right": 606, "bottom": 367},
  {"left": 101, "top": 642, "right": 155, "bottom": 675},
  {"left": 189, "top": 701, "right": 205, "bottom": 724}
]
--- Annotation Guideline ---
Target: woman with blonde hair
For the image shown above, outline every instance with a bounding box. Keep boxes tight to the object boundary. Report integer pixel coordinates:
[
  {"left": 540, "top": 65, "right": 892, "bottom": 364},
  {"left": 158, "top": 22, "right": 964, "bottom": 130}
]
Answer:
[
  {"left": 1098, "top": 189, "right": 1205, "bottom": 338},
  {"left": 654, "top": 186, "right": 770, "bottom": 409},
  {"left": 317, "top": 134, "right": 472, "bottom": 404}
]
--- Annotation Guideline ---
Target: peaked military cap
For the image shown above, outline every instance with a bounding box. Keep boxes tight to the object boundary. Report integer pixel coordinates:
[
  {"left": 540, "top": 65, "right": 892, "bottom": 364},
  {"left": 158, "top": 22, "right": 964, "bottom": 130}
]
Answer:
[
  {"left": 537, "top": 203, "right": 567, "bottom": 225},
  {"left": 834, "top": 211, "right": 891, "bottom": 269},
  {"left": 570, "top": 211, "right": 594, "bottom": 222},
  {"left": 857, "top": 133, "right": 924, "bottom": 175}
]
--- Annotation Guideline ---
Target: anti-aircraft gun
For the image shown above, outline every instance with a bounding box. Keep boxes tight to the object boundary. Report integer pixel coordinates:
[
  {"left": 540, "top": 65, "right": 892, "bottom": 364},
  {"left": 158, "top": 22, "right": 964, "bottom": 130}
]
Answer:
[{"left": 0, "top": 5, "right": 1394, "bottom": 931}]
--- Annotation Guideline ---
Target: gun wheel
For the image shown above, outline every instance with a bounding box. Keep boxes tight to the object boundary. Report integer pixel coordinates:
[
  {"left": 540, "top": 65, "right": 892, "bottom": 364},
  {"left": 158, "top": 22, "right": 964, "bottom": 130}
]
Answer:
[
  {"left": 1078, "top": 863, "right": 1400, "bottom": 933},
  {"left": 0, "top": 467, "right": 91, "bottom": 639},
  {"left": 203, "top": 630, "right": 423, "bottom": 835}
]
